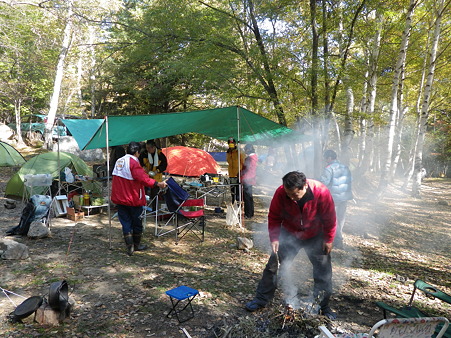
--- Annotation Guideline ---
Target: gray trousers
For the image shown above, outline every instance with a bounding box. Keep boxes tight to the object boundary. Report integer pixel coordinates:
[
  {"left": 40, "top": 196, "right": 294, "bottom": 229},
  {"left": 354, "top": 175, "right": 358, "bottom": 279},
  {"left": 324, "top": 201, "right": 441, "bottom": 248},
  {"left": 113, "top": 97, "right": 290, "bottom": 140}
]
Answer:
[{"left": 334, "top": 201, "right": 347, "bottom": 243}]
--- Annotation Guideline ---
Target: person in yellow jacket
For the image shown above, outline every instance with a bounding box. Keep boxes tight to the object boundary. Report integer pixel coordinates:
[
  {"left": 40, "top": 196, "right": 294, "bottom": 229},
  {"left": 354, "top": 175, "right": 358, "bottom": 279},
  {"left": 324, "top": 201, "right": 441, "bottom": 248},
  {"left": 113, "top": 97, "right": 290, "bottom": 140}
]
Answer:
[
  {"left": 139, "top": 140, "right": 168, "bottom": 209},
  {"left": 226, "top": 137, "right": 245, "bottom": 204}
]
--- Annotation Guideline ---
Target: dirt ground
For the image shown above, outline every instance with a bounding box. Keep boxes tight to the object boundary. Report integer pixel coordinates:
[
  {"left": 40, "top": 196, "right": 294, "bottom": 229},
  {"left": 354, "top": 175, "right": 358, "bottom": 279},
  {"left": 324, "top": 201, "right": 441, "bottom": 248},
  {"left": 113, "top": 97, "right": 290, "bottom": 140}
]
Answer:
[{"left": 0, "top": 148, "right": 450, "bottom": 337}]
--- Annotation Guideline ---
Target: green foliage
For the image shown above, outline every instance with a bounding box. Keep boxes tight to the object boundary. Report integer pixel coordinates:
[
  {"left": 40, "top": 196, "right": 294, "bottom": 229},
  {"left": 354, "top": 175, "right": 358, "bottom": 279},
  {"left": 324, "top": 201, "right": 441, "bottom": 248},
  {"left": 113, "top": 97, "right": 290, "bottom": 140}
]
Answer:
[
  {"left": 0, "top": 0, "right": 449, "bottom": 167},
  {"left": 0, "top": 4, "right": 60, "bottom": 121}
]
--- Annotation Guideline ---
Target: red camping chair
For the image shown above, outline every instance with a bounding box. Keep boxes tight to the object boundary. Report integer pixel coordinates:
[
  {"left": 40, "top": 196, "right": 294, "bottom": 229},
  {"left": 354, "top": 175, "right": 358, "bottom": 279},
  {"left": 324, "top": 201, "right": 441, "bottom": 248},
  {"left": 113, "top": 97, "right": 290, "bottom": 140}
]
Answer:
[
  {"left": 176, "top": 198, "right": 205, "bottom": 243},
  {"left": 156, "top": 177, "right": 206, "bottom": 243}
]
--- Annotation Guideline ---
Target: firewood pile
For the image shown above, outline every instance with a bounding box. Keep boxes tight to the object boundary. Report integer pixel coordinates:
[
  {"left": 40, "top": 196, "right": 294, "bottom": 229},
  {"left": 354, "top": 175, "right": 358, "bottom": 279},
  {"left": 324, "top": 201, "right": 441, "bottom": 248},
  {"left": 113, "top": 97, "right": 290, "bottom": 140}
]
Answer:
[{"left": 210, "top": 303, "right": 331, "bottom": 338}]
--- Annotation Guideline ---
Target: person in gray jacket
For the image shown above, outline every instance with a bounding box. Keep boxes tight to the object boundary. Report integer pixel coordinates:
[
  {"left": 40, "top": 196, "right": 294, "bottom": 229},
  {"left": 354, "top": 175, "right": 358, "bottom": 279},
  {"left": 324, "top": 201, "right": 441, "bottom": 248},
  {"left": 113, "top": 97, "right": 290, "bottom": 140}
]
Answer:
[{"left": 319, "top": 150, "right": 353, "bottom": 249}]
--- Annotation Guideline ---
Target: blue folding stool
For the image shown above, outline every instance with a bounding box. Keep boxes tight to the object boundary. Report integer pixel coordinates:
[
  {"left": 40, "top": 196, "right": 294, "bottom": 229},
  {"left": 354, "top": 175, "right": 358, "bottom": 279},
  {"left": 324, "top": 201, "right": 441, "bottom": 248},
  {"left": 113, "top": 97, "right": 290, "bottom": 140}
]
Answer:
[{"left": 165, "top": 285, "right": 199, "bottom": 323}]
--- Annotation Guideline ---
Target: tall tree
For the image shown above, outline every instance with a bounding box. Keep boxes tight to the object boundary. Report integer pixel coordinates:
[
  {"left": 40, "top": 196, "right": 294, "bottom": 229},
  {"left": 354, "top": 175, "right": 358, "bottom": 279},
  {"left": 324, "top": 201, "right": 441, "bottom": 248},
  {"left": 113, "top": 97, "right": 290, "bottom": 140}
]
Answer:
[
  {"left": 379, "top": 0, "right": 418, "bottom": 190},
  {"left": 0, "top": 2, "right": 57, "bottom": 145},
  {"left": 358, "top": 9, "right": 383, "bottom": 176},
  {"left": 44, "top": 0, "right": 74, "bottom": 149},
  {"left": 412, "top": 0, "right": 447, "bottom": 196}
]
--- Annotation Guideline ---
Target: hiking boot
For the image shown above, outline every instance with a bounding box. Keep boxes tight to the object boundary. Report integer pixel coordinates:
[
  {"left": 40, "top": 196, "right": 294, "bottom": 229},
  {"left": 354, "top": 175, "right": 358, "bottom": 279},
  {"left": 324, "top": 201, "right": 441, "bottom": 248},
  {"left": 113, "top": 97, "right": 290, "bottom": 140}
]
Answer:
[
  {"left": 321, "top": 307, "right": 337, "bottom": 320},
  {"left": 133, "top": 233, "right": 148, "bottom": 251},
  {"left": 124, "top": 233, "right": 134, "bottom": 256},
  {"left": 245, "top": 299, "right": 266, "bottom": 312}
]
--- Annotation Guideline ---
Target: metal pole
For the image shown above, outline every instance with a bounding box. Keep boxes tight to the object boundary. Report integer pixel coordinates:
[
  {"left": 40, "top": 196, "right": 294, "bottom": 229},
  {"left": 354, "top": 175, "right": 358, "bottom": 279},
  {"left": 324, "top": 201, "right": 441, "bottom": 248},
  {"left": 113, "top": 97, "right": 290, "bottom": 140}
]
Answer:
[
  {"left": 57, "top": 120, "right": 61, "bottom": 196},
  {"left": 105, "top": 116, "right": 112, "bottom": 249},
  {"left": 236, "top": 106, "right": 242, "bottom": 227}
]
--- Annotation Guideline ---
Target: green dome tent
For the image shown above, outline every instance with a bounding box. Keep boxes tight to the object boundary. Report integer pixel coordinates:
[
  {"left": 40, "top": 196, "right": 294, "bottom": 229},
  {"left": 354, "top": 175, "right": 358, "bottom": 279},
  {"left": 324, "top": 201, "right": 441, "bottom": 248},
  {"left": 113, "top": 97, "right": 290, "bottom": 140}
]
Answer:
[
  {"left": 5, "top": 151, "right": 97, "bottom": 198},
  {"left": 0, "top": 141, "right": 26, "bottom": 167}
]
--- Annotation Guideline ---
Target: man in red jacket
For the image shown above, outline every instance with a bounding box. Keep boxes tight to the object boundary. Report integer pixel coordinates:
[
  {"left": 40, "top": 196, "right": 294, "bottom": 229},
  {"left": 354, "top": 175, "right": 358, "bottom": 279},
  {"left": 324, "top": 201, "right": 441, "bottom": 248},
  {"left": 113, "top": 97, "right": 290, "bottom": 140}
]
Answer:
[
  {"left": 111, "top": 142, "right": 167, "bottom": 256},
  {"left": 245, "top": 171, "right": 337, "bottom": 319}
]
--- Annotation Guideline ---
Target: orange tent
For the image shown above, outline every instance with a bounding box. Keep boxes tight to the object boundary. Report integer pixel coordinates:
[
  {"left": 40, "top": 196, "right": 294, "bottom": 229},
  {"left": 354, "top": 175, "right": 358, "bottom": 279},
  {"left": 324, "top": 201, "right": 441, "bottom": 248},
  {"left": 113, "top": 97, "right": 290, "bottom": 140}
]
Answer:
[{"left": 162, "top": 146, "right": 220, "bottom": 177}]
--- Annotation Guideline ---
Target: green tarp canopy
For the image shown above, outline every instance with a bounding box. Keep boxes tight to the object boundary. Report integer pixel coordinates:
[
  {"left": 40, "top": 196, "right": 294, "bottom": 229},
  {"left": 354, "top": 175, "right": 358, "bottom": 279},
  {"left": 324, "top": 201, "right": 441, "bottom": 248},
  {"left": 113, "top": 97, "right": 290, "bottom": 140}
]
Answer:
[
  {"left": 0, "top": 141, "right": 26, "bottom": 167},
  {"left": 5, "top": 151, "right": 98, "bottom": 198},
  {"left": 62, "top": 106, "right": 292, "bottom": 150}
]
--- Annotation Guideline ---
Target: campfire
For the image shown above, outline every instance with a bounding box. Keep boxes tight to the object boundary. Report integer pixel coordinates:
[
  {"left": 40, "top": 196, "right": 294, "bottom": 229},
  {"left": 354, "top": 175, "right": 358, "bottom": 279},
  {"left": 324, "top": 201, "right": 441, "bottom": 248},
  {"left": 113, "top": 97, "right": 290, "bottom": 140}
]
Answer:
[
  {"left": 212, "top": 300, "right": 331, "bottom": 338},
  {"left": 270, "top": 302, "right": 331, "bottom": 336}
]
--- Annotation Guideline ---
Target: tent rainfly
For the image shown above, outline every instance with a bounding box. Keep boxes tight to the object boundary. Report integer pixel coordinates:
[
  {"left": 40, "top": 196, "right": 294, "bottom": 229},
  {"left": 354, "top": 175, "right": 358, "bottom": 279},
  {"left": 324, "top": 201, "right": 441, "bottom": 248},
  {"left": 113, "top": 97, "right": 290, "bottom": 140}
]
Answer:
[
  {"left": 5, "top": 151, "right": 97, "bottom": 198},
  {"left": 0, "top": 141, "right": 26, "bottom": 167},
  {"left": 62, "top": 106, "right": 293, "bottom": 150}
]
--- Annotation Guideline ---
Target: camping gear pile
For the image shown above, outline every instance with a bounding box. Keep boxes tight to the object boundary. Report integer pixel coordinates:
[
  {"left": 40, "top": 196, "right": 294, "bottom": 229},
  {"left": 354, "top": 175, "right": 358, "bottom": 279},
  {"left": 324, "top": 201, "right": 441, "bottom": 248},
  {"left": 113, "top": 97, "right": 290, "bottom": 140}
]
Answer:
[
  {"left": 5, "top": 195, "right": 52, "bottom": 236},
  {"left": 7, "top": 280, "right": 71, "bottom": 324}
]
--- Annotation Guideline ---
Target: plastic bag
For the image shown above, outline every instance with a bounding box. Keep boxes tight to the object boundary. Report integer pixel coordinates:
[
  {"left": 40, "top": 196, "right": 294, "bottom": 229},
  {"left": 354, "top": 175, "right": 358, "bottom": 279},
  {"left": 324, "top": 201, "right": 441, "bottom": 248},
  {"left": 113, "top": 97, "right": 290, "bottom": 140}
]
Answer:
[
  {"left": 226, "top": 202, "right": 240, "bottom": 226},
  {"left": 64, "top": 167, "right": 74, "bottom": 183}
]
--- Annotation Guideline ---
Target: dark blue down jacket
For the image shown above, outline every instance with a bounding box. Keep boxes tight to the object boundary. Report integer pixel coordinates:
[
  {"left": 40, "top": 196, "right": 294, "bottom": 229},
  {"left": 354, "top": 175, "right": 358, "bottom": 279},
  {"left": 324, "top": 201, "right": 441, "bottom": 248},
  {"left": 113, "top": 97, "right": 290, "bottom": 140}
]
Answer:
[{"left": 319, "top": 160, "right": 353, "bottom": 202}]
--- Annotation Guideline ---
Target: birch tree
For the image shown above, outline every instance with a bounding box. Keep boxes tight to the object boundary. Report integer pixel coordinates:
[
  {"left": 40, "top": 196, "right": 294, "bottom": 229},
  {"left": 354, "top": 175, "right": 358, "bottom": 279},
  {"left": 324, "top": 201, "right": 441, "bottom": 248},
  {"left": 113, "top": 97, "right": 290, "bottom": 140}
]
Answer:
[
  {"left": 379, "top": 0, "right": 418, "bottom": 190},
  {"left": 358, "top": 10, "right": 383, "bottom": 176},
  {"left": 412, "top": 0, "right": 447, "bottom": 196},
  {"left": 44, "top": 0, "right": 73, "bottom": 149},
  {"left": 341, "top": 87, "right": 354, "bottom": 165}
]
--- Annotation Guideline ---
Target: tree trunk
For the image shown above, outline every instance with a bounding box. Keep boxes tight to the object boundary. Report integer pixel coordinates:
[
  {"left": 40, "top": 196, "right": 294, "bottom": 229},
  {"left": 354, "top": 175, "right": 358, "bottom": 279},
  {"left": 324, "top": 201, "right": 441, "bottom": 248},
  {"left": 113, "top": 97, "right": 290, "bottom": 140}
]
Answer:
[
  {"left": 403, "top": 31, "right": 430, "bottom": 189},
  {"left": 321, "top": 0, "right": 332, "bottom": 152},
  {"left": 357, "top": 53, "right": 369, "bottom": 168},
  {"left": 379, "top": 0, "right": 417, "bottom": 191},
  {"left": 328, "top": 0, "right": 366, "bottom": 113},
  {"left": 342, "top": 87, "right": 354, "bottom": 165},
  {"left": 309, "top": 0, "right": 323, "bottom": 174},
  {"left": 247, "top": 0, "right": 287, "bottom": 127},
  {"left": 390, "top": 73, "right": 407, "bottom": 179},
  {"left": 89, "top": 26, "right": 97, "bottom": 118},
  {"left": 412, "top": 0, "right": 444, "bottom": 197},
  {"left": 322, "top": 0, "right": 330, "bottom": 114},
  {"left": 359, "top": 10, "right": 382, "bottom": 177},
  {"left": 44, "top": 0, "right": 73, "bottom": 149},
  {"left": 14, "top": 99, "right": 25, "bottom": 146}
]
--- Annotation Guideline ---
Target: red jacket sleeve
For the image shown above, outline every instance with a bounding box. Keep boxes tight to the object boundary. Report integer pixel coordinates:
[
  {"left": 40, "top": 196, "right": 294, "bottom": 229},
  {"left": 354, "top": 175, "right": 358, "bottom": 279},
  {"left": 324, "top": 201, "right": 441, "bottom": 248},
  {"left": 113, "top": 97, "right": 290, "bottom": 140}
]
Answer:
[
  {"left": 268, "top": 187, "right": 284, "bottom": 243},
  {"left": 130, "top": 159, "right": 157, "bottom": 188}
]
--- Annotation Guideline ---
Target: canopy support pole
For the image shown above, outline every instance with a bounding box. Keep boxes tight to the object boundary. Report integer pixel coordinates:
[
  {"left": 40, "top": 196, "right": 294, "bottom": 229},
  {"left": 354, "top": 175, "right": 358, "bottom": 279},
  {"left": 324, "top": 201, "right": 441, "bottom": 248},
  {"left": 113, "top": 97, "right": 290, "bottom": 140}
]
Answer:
[
  {"left": 237, "top": 107, "right": 242, "bottom": 228},
  {"left": 57, "top": 125, "right": 61, "bottom": 196},
  {"left": 105, "top": 116, "right": 112, "bottom": 249}
]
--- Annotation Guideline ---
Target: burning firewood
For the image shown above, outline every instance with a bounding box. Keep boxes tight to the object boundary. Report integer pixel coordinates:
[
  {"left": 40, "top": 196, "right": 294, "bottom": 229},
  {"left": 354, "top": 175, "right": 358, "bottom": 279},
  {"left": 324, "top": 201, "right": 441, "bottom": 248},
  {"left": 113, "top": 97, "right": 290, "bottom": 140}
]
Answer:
[{"left": 270, "top": 303, "right": 331, "bottom": 336}]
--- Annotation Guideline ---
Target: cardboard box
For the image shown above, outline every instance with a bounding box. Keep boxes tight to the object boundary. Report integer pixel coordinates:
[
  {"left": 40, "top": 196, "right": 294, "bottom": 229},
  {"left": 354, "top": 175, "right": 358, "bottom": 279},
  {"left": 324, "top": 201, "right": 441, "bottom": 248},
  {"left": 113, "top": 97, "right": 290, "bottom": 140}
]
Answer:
[{"left": 66, "top": 207, "right": 84, "bottom": 221}]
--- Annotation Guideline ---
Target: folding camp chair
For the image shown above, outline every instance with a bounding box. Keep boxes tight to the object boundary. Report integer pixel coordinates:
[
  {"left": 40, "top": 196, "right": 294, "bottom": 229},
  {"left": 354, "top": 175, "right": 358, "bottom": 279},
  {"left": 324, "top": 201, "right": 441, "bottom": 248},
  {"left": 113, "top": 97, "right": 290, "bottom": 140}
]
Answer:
[
  {"left": 317, "top": 316, "right": 449, "bottom": 338},
  {"left": 155, "top": 177, "right": 205, "bottom": 243},
  {"left": 376, "top": 279, "right": 451, "bottom": 337}
]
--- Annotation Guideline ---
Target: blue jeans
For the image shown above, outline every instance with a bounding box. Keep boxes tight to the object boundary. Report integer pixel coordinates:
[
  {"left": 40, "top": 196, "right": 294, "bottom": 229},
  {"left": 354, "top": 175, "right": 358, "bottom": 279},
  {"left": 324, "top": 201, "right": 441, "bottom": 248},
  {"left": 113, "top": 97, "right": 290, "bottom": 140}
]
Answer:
[
  {"left": 117, "top": 204, "right": 144, "bottom": 235},
  {"left": 254, "top": 230, "right": 332, "bottom": 310}
]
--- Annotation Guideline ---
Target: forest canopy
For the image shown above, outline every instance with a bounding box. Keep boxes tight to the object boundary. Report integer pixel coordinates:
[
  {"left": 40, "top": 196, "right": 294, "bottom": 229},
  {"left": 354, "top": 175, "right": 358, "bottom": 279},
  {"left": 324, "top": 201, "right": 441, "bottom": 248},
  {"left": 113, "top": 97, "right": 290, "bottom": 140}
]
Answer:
[{"left": 0, "top": 0, "right": 450, "bottom": 190}]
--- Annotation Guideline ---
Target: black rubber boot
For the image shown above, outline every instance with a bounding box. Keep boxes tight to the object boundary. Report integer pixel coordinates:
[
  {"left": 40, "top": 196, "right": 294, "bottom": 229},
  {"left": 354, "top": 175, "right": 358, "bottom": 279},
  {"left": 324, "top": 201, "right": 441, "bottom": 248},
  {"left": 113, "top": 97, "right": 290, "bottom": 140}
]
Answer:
[
  {"left": 133, "top": 233, "right": 148, "bottom": 251},
  {"left": 124, "top": 233, "right": 134, "bottom": 256}
]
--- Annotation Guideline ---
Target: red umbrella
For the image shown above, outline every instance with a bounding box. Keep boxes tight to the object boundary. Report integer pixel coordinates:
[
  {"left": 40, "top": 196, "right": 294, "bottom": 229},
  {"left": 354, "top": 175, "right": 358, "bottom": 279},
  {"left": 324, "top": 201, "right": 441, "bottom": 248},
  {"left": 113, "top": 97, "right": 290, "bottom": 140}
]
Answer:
[{"left": 162, "top": 146, "right": 220, "bottom": 177}]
